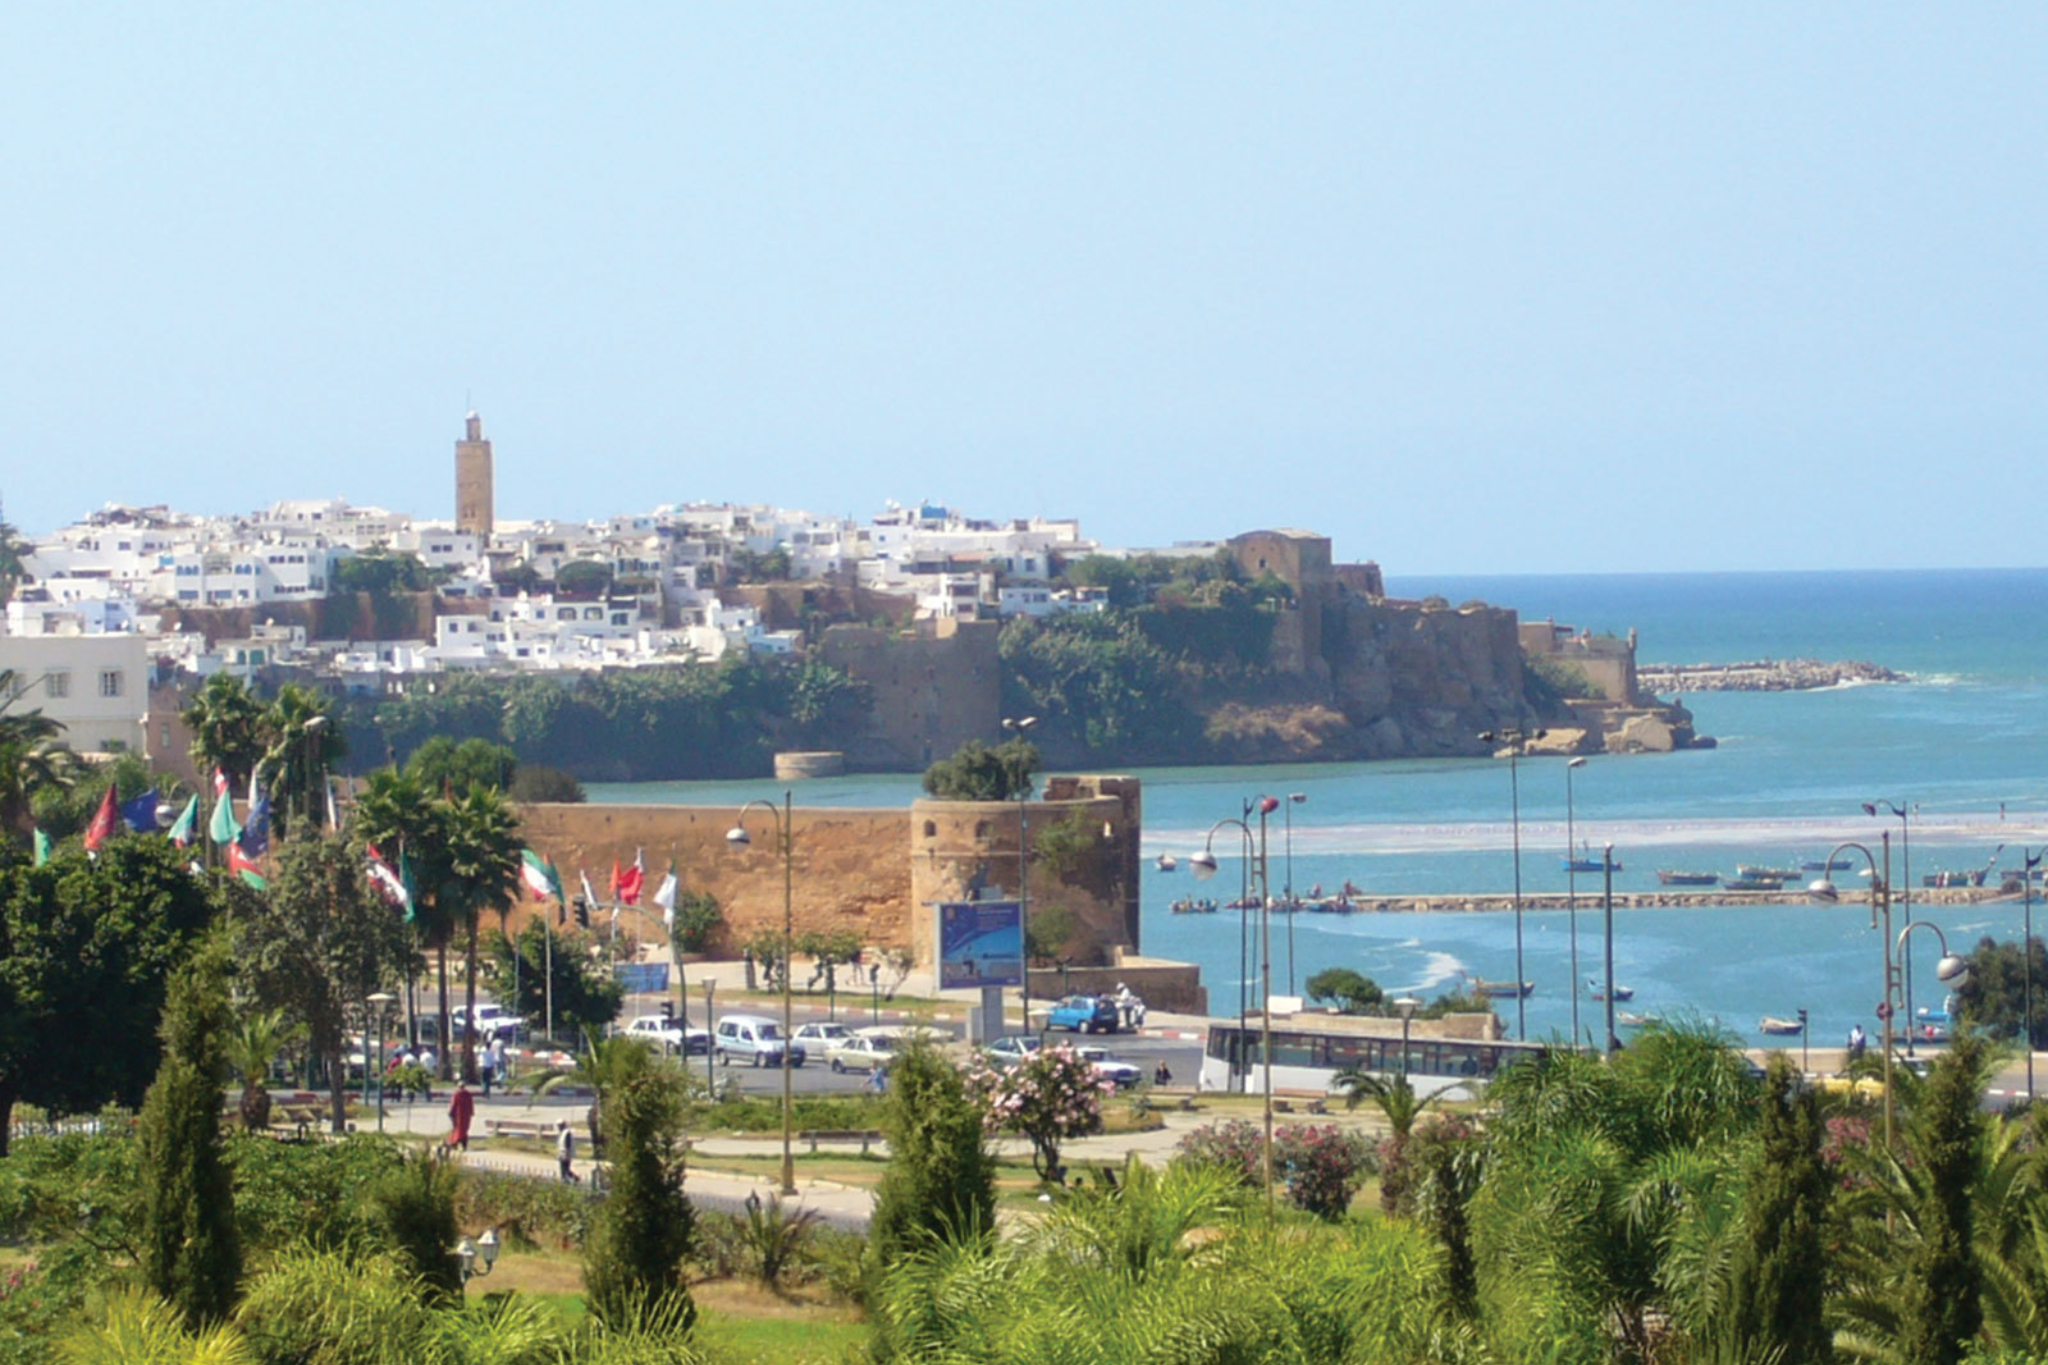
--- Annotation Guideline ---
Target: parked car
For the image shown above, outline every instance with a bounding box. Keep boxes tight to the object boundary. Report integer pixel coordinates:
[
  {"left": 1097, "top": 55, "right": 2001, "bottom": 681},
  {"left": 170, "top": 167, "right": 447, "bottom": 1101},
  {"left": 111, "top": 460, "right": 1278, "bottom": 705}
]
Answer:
[
  {"left": 984, "top": 1035, "right": 1043, "bottom": 1067},
  {"left": 623, "top": 1014, "right": 711, "bottom": 1056},
  {"left": 1047, "top": 995, "right": 1121, "bottom": 1034},
  {"left": 794, "top": 1021, "right": 854, "bottom": 1051},
  {"left": 452, "top": 1003, "right": 522, "bottom": 1043},
  {"left": 1074, "top": 1045, "right": 1142, "bottom": 1090},
  {"left": 714, "top": 1014, "right": 806, "bottom": 1068}
]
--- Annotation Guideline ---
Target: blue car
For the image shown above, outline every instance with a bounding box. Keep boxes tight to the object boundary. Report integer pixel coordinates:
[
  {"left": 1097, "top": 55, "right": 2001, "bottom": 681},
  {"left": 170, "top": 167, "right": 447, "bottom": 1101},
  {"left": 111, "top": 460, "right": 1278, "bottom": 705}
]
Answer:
[{"left": 1047, "top": 995, "right": 1120, "bottom": 1034}]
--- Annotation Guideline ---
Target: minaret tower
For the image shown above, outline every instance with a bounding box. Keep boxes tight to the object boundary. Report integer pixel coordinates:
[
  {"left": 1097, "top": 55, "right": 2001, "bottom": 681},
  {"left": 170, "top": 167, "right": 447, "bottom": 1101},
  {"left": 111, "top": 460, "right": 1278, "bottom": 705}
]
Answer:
[{"left": 455, "top": 411, "right": 494, "bottom": 539}]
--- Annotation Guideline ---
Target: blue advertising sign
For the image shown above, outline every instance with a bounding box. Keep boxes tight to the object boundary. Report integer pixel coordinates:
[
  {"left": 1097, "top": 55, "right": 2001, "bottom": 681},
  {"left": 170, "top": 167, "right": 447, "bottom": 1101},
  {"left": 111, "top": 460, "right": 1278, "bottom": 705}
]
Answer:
[
  {"left": 937, "top": 900, "right": 1023, "bottom": 989},
  {"left": 613, "top": 963, "right": 671, "bottom": 995}
]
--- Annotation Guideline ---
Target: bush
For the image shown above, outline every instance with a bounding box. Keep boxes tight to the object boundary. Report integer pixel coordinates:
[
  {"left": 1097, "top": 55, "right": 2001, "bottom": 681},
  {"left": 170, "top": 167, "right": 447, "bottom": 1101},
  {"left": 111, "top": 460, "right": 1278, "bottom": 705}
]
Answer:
[
  {"left": 869, "top": 1044, "right": 997, "bottom": 1268},
  {"left": 230, "top": 1133, "right": 400, "bottom": 1255},
  {"left": 370, "top": 1152, "right": 462, "bottom": 1304},
  {"left": 668, "top": 891, "right": 722, "bottom": 954},
  {"left": 921, "top": 738, "right": 1037, "bottom": 802},
  {"left": 454, "top": 1167, "right": 592, "bottom": 1251},
  {"left": 1176, "top": 1120, "right": 1378, "bottom": 1221},
  {"left": 508, "top": 763, "right": 586, "bottom": 804},
  {"left": 963, "top": 1043, "right": 1110, "bottom": 1181},
  {"left": 738, "top": 1194, "right": 822, "bottom": 1288}
]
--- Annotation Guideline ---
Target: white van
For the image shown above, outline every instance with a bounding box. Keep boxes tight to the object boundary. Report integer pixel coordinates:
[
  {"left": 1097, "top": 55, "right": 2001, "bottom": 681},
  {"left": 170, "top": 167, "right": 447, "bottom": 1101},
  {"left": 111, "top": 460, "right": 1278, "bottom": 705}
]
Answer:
[{"left": 714, "top": 1014, "right": 807, "bottom": 1068}]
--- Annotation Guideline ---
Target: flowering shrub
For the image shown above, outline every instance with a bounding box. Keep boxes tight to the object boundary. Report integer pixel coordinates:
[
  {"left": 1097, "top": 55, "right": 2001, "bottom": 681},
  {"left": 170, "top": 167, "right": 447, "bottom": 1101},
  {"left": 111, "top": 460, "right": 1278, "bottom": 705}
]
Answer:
[
  {"left": 964, "top": 1044, "right": 1112, "bottom": 1179},
  {"left": 1175, "top": 1119, "right": 1378, "bottom": 1220}
]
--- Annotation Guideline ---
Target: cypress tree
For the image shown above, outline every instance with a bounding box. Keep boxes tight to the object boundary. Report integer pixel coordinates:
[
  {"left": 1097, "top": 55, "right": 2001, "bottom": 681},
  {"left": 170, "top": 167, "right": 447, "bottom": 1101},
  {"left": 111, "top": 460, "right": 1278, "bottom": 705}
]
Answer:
[
  {"left": 137, "top": 941, "right": 242, "bottom": 1328},
  {"left": 1725, "top": 1055, "right": 1830, "bottom": 1365},
  {"left": 1900, "top": 1031, "right": 1985, "bottom": 1365},
  {"left": 581, "top": 1043, "right": 695, "bottom": 1332},
  {"left": 371, "top": 1151, "right": 463, "bottom": 1304},
  {"left": 869, "top": 1041, "right": 997, "bottom": 1269}
]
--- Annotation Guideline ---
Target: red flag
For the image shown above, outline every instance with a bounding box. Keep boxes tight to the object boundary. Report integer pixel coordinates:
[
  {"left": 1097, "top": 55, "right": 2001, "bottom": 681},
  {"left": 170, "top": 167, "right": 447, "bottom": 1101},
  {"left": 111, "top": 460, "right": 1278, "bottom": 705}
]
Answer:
[
  {"left": 83, "top": 784, "right": 119, "bottom": 851},
  {"left": 227, "top": 841, "right": 268, "bottom": 889},
  {"left": 618, "top": 849, "right": 645, "bottom": 907}
]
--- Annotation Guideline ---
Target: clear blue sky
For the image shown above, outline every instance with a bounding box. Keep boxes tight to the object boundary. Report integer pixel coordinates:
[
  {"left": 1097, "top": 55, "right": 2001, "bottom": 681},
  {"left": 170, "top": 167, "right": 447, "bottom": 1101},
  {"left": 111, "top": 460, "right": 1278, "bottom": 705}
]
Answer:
[{"left": 3, "top": 6, "right": 2042, "bottom": 572}]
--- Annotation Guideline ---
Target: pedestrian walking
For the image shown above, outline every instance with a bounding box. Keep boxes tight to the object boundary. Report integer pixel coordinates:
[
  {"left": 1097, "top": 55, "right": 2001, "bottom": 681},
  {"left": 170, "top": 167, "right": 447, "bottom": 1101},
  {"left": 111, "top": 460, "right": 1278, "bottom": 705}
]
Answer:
[
  {"left": 556, "top": 1123, "right": 578, "bottom": 1183},
  {"left": 446, "top": 1082, "right": 474, "bottom": 1152},
  {"left": 488, "top": 1037, "right": 508, "bottom": 1092},
  {"left": 478, "top": 1048, "right": 495, "bottom": 1098}
]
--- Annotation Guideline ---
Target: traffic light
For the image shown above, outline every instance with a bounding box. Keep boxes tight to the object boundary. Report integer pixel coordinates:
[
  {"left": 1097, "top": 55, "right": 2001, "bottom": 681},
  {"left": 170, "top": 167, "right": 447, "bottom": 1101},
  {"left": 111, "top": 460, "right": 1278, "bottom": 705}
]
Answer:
[
  {"left": 573, "top": 897, "right": 590, "bottom": 929},
  {"left": 660, "top": 999, "right": 675, "bottom": 1022}
]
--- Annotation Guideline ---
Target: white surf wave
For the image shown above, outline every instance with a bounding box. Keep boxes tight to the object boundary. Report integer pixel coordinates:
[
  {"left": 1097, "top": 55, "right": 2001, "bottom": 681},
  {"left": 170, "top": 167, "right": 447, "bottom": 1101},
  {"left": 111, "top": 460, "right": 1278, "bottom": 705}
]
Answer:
[{"left": 1408, "top": 950, "right": 1466, "bottom": 993}]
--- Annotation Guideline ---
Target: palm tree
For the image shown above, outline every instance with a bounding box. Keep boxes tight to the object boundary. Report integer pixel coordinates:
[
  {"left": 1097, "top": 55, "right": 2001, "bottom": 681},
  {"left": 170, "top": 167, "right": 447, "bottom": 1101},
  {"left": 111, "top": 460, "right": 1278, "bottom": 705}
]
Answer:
[
  {"left": 226, "top": 1008, "right": 302, "bottom": 1132},
  {"left": 261, "top": 683, "right": 346, "bottom": 840},
  {"left": 441, "top": 785, "right": 522, "bottom": 1085},
  {"left": 0, "top": 513, "right": 25, "bottom": 608},
  {"left": 0, "top": 669, "right": 75, "bottom": 841},
  {"left": 181, "top": 672, "right": 267, "bottom": 793},
  {"left": 354, "top": 767, "right": 448, "bottom": 1068},
  {"left": 1333, "top": 1068, "right": 1438, "bottom": 1215}
]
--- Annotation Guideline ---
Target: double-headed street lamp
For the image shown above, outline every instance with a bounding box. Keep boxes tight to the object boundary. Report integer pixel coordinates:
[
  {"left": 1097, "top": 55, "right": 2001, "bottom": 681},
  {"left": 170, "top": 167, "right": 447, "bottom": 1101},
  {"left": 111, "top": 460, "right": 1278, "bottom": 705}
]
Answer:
[
  {"left": 725, "top": 792, "right": 798, "bottom": 1196},
  {"left": 1190, "top": 797, "right": 1280, "bottom": 1210},
  {"left": 1002, "top": 715, "right": 1039, "bottom": 1031},
  {"left": 2022, "top": 847, "right": 2044, "bottom": 1100},
  {"left": 1864, "top": 801, "right": 1920, "bottom": 1050},
  {"left": 1809, "top": 834, "right": 1970, "bottom": 1151},
  {"left": 1478, "top": 727, "right": 1546, "bottom": 1040}
]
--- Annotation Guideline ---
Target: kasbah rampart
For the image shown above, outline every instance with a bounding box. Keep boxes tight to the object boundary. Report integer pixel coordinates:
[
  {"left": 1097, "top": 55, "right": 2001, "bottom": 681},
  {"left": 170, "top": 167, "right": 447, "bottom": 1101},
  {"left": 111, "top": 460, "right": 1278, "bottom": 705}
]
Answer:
[{"left": 500, "top": 530, "right": 1696, "bottom": 1014}]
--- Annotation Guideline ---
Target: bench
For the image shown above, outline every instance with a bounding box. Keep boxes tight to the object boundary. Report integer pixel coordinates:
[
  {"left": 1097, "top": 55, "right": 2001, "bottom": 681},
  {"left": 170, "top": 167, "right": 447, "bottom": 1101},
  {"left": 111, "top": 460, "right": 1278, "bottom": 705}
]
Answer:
[
  {"left": 799, "top": 1128, "right": 884, "bottom": 1156},
  {"left": 1272, "top": 1089, "right": 1329, "bottom": 1116},
  {"left": 1147, "top": 1086, "right": 1201, "bottom": 1112},
  {"left": 485, "top": 1117, "right": 565, "bottom": 1142}
]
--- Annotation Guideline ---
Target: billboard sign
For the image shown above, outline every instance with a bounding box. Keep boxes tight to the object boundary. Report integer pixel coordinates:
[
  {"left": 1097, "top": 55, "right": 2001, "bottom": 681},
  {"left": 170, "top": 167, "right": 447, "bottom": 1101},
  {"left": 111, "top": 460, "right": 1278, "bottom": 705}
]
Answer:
[
  {"left": 613, "top": 963, "right": 670, "bottom": 995},
  {"left": 936, "top": 899, "right": 1023, "bottom": 990}
]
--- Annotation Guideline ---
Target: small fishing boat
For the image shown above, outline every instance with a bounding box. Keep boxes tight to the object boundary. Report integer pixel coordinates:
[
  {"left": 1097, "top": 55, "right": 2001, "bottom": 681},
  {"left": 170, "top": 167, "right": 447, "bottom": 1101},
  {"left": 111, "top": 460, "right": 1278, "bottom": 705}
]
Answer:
[
  {"left": 1758, "top": 1016, "right": 1805, "bottom": 1036},
  {"left": 1473, "top": 977, "right": 1535, "bottom": 999},
  {"left": 1737, "top": 865, "right": 1802, "bottom": 882},
  {"left": 1801, "top": 858, "right": 1853, "bottom": 872},
  {"left": 1154, "top": 854, "right": 1177, "bottom": 873},
  {"left": 1616, "top": 1011, "right": 1656, "bottom": 1029},
  {"left": 1722, "top": 876, "right": 1784, "bottom": 893},
  {"left": 1562, "top": 843, "right": 1620, "bottom": 874},
  {"left": 1657, "top": 870, "right": 1720, "bottom": 886},
  {"left": 1585, "top": 978, "right": 1635, "bottom": 1002}
]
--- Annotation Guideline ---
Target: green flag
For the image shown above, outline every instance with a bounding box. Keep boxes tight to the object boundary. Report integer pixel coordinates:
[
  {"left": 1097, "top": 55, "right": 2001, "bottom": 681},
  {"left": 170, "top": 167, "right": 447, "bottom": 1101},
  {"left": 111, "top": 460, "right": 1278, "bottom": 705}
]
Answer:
[
  {"left": 209, "top": 792, "right": 242, "bottom": 847},
  {"left": 399, "top": 849, "right": 418, "bottom": 925},
  {"left": 166, "top": 795, "right": 199, "bottom": 846},
  {"left": 32, "top": 828, "right": 51, "bottom": 867}
]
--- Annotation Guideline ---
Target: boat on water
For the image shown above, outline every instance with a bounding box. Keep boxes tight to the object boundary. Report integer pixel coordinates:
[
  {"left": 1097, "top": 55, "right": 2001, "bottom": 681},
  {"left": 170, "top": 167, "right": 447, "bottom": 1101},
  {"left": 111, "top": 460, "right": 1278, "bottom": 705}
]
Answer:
[
  {"left": 1585, "top": 978, "right": 1635, "bottom": 1002},
  {"left": 1922, "top": 869, "right": 1989, "bottom": 889},
  {"left": 1737, "top": 865, "right": 1802, "bottom": 882},
  {"left": 1473, "top": 977, "right": 1535, "bottom": 999},
  {"left": 1616, "top": 1011, "right": 1657, "bottom": 1029},
  {"left": 1657, "top": 870, "right": 1720, "bottom": 886},
  {"left": 1758, "top": 1016, "right": 1805, "bottom": 1036},
  {"left": 1169, "top": 898, "right": 1219, "bottom": 915},
  {"left": 1801, "top": 858, "right": 1853, "bottom": 872},
  {"left": 1562, "top": 844, "right": 1620, "bottom": 873},
  {"left": 1722, "top": 876, "right": 1785, "bottom": 892},
  {"left": 1154, "top": 854, "right": 1177, "bottom": 873}
]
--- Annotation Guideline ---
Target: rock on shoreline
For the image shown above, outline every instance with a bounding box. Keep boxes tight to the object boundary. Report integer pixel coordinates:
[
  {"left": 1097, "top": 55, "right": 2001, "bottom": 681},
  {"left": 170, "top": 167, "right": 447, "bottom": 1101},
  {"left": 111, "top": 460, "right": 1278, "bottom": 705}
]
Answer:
[{"left": 1636, "top": 659, "right": 1904, "bottom": 693}]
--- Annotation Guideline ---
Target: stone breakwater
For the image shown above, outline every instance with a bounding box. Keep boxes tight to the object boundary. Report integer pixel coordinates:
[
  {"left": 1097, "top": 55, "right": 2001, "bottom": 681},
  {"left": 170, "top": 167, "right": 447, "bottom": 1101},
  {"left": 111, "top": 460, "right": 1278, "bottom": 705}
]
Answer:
[
  {"left": 1250, "top": 885, "right": 2007, "bottom": 915},
  {"left": 1636, "top": 659, "right": 1905, "bottom": 693}
]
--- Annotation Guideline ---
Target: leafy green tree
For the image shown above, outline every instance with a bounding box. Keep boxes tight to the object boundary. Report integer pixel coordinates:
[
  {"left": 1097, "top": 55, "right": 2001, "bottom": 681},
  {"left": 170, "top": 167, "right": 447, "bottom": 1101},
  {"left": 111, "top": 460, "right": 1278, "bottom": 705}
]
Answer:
[
  {"left": 1899, "top": 1031, "right": 1987, "bottom": 1365},
  {"left": 441, "top": 785, "right": 522, "bottom": 1083},
  {"left": 580, "top": 1037, "right": 696, "bottom": 1332},
  {"left": 999, "top": 613, "right": 1198, "bottom": 757},
  {"left": 331, "top": 551, "right": 434, "bottom": 596},
  {"left": 0, "top": 839, "right": 219, "bottom": 1155},
  {"left": 869, "top": 1042, "right": 997, "bottom": 1268},
  {"left": 1724, "top": 1055, "right": 1830, "bottom": 1365},
  {"left": 181, "top": 672, "right": 266, "bottom": 794},
  {"left": 1306, "top": 967, "right": 1384, "bottom": 1015},
  {"left": 225, "top": 1008, "right": 301, "bottom": 1133},
  {"left": 261, "top": 683, "right": 345, "bottom": 841},
  {"left": 554, "top": 559, "right": 614, "bottom": 596},
  {"left": 137, "top": 941, "right": 242, "bottom": 1328},
  {"left": 404, "top": 735, "right": 516, "bottom": 794},
  {"left": 508, "top": 763, "right": 585, "bottom": 804},
  {"left": 726, "top": 545, "right": 793, "bottom": 583},
  {"left": 234, "top": 835, "right": 411, "bottom": 1133},
  {"left": 1956, "top": 934, "right": 2048, "bottom": 1049},
  {"left": 668, "top": 889, "right": 723, "bottom": 954},
  {"left": 28, "top": 748, "right": 184, "bottom": 843},
  {"left": 920, "top": 737, "right": 1038, "bottom": 802},
  {"left": 487, "top": 919, "right": 624, "bottom": 1039},
  {"left": 369, "top": 1152, "right": 462, "bottom": 1304}
]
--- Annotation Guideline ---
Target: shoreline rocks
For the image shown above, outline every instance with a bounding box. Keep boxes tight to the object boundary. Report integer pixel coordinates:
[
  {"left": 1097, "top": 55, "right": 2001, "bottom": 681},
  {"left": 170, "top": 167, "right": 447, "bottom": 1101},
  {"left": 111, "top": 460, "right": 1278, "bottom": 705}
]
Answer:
[{"left": 1636, "top": 659, "right": 1904, "bottom": 693}]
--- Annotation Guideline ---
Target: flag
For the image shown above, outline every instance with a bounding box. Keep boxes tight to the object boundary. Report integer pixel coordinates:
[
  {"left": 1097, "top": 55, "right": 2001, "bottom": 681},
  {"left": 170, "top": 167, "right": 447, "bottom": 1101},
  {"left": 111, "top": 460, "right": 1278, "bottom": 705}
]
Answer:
[
  {"left": 239, "top": 771, "right": 271, "bottom": 857},
  {"left": 580, "top": 869, "right": 598, "bottom": 925},
  {"left": 166, "top": 796, "right": 198, "bottom": 846},
  {"left": 367, "top": 843, "right": 410, "bottom": 910},
  {"left": 208, "top": 769, "right": 242, "bottom": 846},
  {"left": 399, "top": 848, "right": 418, "bottom": 924},
  {"left": 521, "top": 849, "right": 564, "bottom": 902},
  {"left": 653, "top": 861, "right": 679, "bottom": 933},
  {"left": 83, "top": 785, "right": 119, "bottom": 852},
  {"left": 227, "top": 840, "right": 268, "bottom": 890},
  {"left": 32, "top": 828, "right": 51, "bottom": 867},
  {"left": 120, "top": 788, "right": 162, "bottom": 834},
  {"left": 618, "top": 848, "right": 645, "bottom": 907},
  {"left": 324, "top": 776, "right": 339, "bottom": 831}
]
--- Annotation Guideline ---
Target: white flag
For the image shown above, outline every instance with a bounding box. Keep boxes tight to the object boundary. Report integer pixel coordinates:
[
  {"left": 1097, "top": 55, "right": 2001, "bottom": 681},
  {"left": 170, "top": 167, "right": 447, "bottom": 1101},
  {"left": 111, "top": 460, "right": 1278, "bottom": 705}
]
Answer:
[{"left": 653, "top": 865, "right": 679, "bottom": 932}]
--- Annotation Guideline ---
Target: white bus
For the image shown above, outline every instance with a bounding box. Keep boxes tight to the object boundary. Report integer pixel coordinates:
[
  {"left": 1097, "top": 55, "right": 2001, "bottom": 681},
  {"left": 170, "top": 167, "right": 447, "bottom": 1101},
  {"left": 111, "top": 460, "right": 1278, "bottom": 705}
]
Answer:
[{"left": 1199, "top": 1010, "right": 1546, "bottom": 1099}]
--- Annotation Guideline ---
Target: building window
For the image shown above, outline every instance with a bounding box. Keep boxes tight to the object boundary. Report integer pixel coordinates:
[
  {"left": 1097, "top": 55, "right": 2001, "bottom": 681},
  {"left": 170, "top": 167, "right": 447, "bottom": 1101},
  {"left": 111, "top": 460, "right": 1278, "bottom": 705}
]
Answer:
[
  {"left": 99, "top": 670, "right": 123, "bottom": 698},
  {"left": 45, "top": 672, "right": 70, "bottom": 699}
]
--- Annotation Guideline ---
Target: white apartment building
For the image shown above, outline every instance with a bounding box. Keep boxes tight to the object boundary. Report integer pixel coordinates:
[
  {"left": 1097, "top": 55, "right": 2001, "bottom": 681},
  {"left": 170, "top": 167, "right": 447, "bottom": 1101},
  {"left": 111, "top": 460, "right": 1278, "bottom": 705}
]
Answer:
[{"left": 0, "top": 633, "right": 152, "bottom": 756}]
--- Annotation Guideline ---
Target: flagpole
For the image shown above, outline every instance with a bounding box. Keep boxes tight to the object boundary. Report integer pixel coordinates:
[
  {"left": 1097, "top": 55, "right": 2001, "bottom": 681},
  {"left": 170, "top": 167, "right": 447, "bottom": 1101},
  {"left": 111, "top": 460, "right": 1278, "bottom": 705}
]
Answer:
[
  {"left": 670, "top": 846, "right": 687, "bottom": 1028},
  {"left": 545, "top": 903, "right": 555, "bottom": 1048}
]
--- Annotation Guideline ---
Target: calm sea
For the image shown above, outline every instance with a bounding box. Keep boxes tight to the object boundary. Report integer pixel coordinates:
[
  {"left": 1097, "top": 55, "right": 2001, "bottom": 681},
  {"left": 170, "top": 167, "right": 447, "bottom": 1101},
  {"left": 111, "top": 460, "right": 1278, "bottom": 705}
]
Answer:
[{"left": 591, "top": 569, "right": 2048, "bottom": 1049}]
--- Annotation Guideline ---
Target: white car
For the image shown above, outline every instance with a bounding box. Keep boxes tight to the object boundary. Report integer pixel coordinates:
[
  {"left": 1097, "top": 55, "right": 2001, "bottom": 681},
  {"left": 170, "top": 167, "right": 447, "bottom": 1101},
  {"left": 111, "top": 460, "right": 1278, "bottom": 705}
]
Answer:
[
  {"left": 1075, "top": 1045, "right": 1142, "bottom": 1090},
  {"left": 623, "top": 1014, "right": 711, "bottom": 1056},
  {"left": 794, "top": 1021, "right": 854, "bottom": 1050},
  {"left": 825, "top": 1034, "right": 897, "bottom": 1074},
  {"left": 453, "top": 1003, "right": 522, "bottom": 1043}
]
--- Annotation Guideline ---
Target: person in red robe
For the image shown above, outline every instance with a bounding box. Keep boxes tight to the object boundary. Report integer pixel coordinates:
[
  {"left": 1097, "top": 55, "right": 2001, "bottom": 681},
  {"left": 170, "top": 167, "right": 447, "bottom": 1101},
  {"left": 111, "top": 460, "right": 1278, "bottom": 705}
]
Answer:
[{"left": 446, "top": 1082, "right": 475, "bottom": 1152}]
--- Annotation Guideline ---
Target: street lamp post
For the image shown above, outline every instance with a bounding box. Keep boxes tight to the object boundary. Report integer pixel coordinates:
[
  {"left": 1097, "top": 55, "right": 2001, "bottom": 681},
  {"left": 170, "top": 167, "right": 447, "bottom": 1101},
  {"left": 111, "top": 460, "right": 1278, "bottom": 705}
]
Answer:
[
  {"left": 726, "top": 792, "right": 798, "bottom": 1197},
  {"left": 1393, "top": 995, "right": 1420, "bottom": 1080},
  {"left": 1602, "top": 843, "right": 1617, "bottom": 1059},
  {"left": 1002, "top": 716, "right": 1038, "bottom": 1033},
  {"left": 1479, "top": 727, "right": 1545, "bottom": 1040},
  {"left": 1284, "top": 793, "right": 1307, "bottom": 995},
  {"left": 1809, "top": 834, "right": 1971, "bottom": 1152},
  {"left": 2024, "top": 848, "right": 2043, "bottom": 1100},
  {"left": 1191, "top": 796, "right": 1280, "bottom": 1211},
  {"left": 1866, "top": 802, "right": 1918, "bottom": 1050},
  {"left": 1565, "top": 757, "right": 1587, "bottom": 1050}
]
